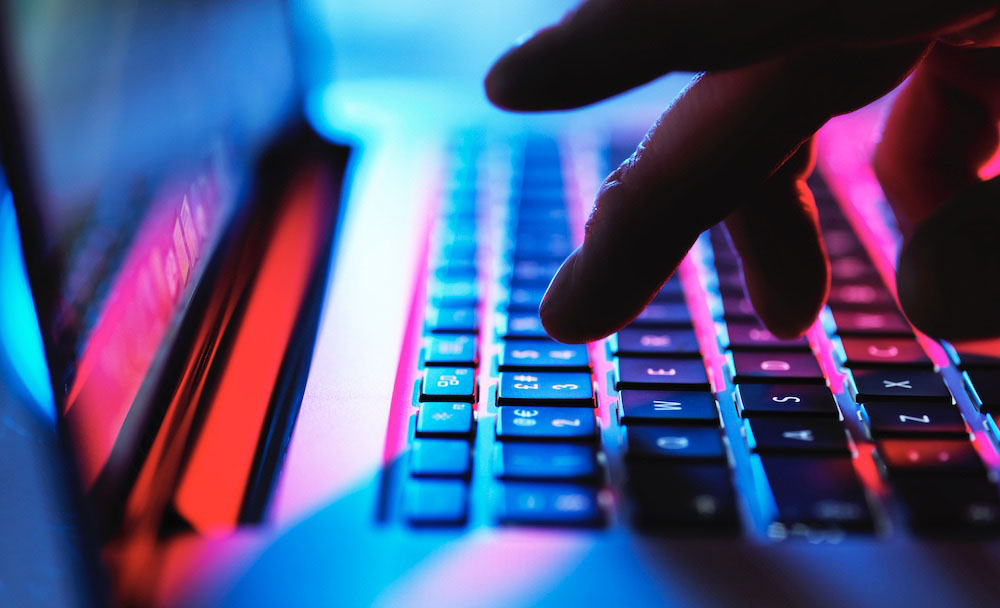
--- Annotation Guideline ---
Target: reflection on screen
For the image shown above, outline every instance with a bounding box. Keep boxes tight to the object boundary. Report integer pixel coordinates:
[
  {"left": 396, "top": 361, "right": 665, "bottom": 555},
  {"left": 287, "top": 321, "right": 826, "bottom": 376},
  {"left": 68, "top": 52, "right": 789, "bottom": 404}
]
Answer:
[{"left": 1, "top": 0, "right": 299, "bottom": 488}]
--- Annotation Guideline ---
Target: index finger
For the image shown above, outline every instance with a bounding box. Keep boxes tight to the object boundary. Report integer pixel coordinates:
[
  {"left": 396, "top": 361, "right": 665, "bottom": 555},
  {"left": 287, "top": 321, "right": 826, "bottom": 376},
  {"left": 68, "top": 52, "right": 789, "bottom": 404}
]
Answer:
[{"left": 538, "top": 45, "right": 925, "bottom": 343}]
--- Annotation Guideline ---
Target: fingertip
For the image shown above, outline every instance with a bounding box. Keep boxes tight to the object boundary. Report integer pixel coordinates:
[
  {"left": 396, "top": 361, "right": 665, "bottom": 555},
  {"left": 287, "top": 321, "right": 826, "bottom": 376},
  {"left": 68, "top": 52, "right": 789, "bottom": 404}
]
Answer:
[
  {"left": 538, "top": 248, "right": 613, "bottom": 344},
  {"left": 484, "top": 44, "right": 530, "bottom": 110},
  {"left": 743, "top": 255, "right": 830, "bottom": 340},
  {"left": 484, "top": 28, "right": 562, "bottom": 111}
]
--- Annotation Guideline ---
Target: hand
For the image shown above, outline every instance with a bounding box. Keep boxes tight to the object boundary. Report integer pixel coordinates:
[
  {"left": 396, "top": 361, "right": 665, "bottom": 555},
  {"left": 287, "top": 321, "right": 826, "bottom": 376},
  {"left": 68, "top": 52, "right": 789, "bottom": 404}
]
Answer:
[{"left": 485, "top": 1, "right": 1000, "bottom": 343}]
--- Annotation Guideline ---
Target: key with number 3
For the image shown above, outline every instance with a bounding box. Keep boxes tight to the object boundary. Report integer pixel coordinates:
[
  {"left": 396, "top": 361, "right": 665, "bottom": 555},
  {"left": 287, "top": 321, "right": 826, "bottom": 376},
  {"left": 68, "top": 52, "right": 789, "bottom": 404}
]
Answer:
[{"left": 497, "top": 371, "right": 594, "bottom": 406}]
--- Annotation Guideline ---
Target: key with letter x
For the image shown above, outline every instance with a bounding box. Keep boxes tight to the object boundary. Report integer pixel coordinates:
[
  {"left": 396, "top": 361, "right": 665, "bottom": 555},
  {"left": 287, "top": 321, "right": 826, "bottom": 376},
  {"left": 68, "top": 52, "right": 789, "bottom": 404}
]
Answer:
[{"left": 847, "top": 369, "right": 952, "bottom": 403}]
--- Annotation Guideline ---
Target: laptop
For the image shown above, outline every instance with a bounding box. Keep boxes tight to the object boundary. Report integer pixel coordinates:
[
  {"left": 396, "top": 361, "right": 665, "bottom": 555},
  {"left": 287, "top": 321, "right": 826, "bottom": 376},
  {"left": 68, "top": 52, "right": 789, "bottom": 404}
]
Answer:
[{"left": 3, "top": 1, "right": 1000, "bottom": 607}]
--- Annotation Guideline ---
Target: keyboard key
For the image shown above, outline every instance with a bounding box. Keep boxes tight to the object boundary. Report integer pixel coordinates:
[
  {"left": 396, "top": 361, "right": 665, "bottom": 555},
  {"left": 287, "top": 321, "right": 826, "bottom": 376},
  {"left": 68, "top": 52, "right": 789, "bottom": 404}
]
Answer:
[
  {"left": 618, "top": 390, "right": 719, "bottom": 425},
  {"left": 895, "top": 478, "right": 1000, "bottom": 535},
  {"left": 499, "top": 340, "right": 589, "bottom": 371},
  {"left": 847, "top": 369, "right": 951, "bottom": 403},
  {"left": 498, "top": 483, "right": 604, "bottom": 527},
  {"left": 735, "top": 384, "right": 841, "bottom": 418},
  {"left": 615, "top": 357, "right": 710, "bottom": 390},
  {"left": 745, "top": 418, "right": 850, "bottom": 455},
  {"left": 492, "top": 443, "right": 599, "bottom": 481},
  {"left": 420, "top": 367, "right": 477, "bottom": 403},
  {"left": 628, "top": 302, "right": 692, "bottom": 327},
  {"left": 827, "top": 282, "right": 896, "bottom": 310},
  {"left": 404, "top": 479, "right": 468, "bottom": 526},
  {"left": 502, "top": 312, "right": 549, "bottom": 339},
  {"left": 433, "top": 261, "right": 477, "bottom": 280},
  {"left": 759, "top": 456, "right": 873, "bottom": 531},
  {"left": 837, "top": 336, "right": 931, "bottom": 369},
  {"left": 714, "top": 273, "right": 745, "bottom": 297},
  {"left": 495, "top": 406, "right": 597, "bottom": 441},
  {"left": 497, "top": 372, "right": 594, "bottom": 406},
  {"left": 424, "top": 335, "right": 477, "bottom": 366},
  {"left": 722, "top": 322, "right": 810, "bottom": 351},
  {"left": 823, "top": 227, "right": 865, "bottom": 257},
  {"left": 627, "top": 463, "right": 740, "bottom": 533},
  {"left": 718, "top": 295, "right": 757, "bottom": 322},
  {"left": 729, "top": 351, "right": 825, "bottom": 384},
  {"left": 877, "top": 439, "right": 986, "bottom": 477},
  {"left": 410, "top": 439, "right": 471, "bottom": 477},
  {"left": 625, "top": 426, "right": 726, "bottom": 461},
  {"left": 830, "top": 255, "right": 880, "bottom": 282},
  {"left": 859, "top": 401, "right": 967, "bottom": 437},
  {"left": 510, "top": 259, "right": 561, "bottom": 284},
  {"left": 416, "top": 402, "right": 475, "bottom": 437},
  {"left": 428, "top": 279, "right": 479, "bottom": 307},
  {"left": 964, "top": 369, "right": 1000, "bottom": 412},
  {"left": 826, "top": 308, "right": 912, "bottom": 336},
  {"left": 428, "top": 306, "right": 479, "bottom": 334},
  {"left": 506, "top": 285, "right": 546, "bottom": 311},
  {"left": 610, "top": 328, "right": 701, "bottom": 357}
]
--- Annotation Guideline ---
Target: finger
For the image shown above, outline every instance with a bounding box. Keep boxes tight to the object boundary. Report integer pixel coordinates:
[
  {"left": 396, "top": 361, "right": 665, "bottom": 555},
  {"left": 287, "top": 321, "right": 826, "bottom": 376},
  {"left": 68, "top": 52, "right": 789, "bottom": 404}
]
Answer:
[
  {"left": 539, "top": 45, "right": 925, "bottom": 343},
  {"left": 723, "top": 139, "right": 830, "bottom": 339},
  {"left": 874, "top": 46, "right": 1000, "bottom": 233},
  {"left": 485, "top": 0, "right": 992, "bottom": 111},
  {"left": 872, "top": 47, "right": 1000, "bottom": 339},
  {"left": 896, "top": 177, "right": 1000, "bottom": 340}
]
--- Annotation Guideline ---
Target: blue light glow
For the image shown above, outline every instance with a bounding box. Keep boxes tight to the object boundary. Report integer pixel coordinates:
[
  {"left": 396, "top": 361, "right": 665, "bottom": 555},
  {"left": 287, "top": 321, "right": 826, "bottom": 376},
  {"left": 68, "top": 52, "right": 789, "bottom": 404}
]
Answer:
[{"left": 0, "top": 185, "right": 56, "bottom": 421}]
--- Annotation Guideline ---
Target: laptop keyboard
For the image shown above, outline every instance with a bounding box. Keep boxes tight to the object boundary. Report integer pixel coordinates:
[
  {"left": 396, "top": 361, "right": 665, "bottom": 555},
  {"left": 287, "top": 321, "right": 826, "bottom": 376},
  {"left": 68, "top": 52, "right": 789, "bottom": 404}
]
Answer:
[{"left": 390, "top": 134, "right": 1000, "bottom": 539}]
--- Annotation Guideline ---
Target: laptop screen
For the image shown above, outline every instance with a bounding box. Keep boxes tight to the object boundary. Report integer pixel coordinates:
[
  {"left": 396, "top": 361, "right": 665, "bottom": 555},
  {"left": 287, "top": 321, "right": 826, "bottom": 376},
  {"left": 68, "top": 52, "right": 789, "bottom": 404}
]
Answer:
[{"left": 0, "top": 0, "right": 299, "bottom": 488}]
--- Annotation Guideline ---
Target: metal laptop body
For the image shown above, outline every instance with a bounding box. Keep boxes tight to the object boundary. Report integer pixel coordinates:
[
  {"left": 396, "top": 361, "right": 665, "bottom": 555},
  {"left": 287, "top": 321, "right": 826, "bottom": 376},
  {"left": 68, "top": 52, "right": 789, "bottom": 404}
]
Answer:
[{"left": 3, "top": 2, "right": 1000, "bottom": 607}]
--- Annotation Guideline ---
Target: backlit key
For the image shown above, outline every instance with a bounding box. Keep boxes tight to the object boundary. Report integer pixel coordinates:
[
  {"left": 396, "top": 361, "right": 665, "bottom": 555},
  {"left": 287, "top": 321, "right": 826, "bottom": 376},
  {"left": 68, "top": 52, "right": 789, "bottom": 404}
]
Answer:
[
  {"left": 735, "top": 384, "right": 840, "bottom": 418},
  {"left": 495, "top": 407, "right": 597, "bottom": 441},
  {"left": 492, "top": 443, "right": 599, "bottom": 481},
  {"left": 826, "top": 308, "right": 912, "bottom": 336},
  {"left": 837, "top": 336, "right": 931, "bottom": 368},
  {"left": 847, "top": 369, "right": 951, "bottom": 403},
  {"left": 877, "top": 439, "right": 986, "bottom": 477},
  {"left": 616, "top": 357, "right": 710, "bottom": 390},
  {"left": 499, "top": 340, "right": 589, "bottom": 371},
  {"left": 424, "top": 335, "right": 477, "bottom": 367},
  {"left": 416, "top": 402, "right": 475, "bottom": 437},
  {"left": 760, "top": 456, "right": 873, "bottom": 531},
  {"left": 498, "top": 483, "right": 604, "bottom": 527},
  {"left": 625, "top": 426, "right": 726, "bottom": 461},
  {"left": 497, "top": 372, "right": 594, "bottom": 406},
  {"left": 618, "top": 390, "right": 719, "bottom": 425},
  {"left": 409, "top": 439, "right": 471, "bottom": 478},
  {"left": 745, "top": 418, "right": 850, "bottom": 455},
  {"left": 628, "top": 302, "right": 692, "bottom": 328},
  {"left": 859, "top": 401, "right": 967, "bottom": 437},
  {"left": 722, "top": 322, "right": 809, "bottom": 351},
  {"left": 428, "top": 306, "right": 479, "bottom": 334},
  {"left": 420, "top": 367, "right": 476, "bottom": 403},
  {"left": 729, "top": 351, "right": 824, "bottom": 384},
  {"left": 611, "top": 328, "right": 701, "bottom": 357},
  {"left": 895, "top": 478, "right": 1000, "bottom": 535},
  {"left": 627, "top": 463, "right": 740, "bottom": 533},
  {"left": 827, "top": 282, "right": 896, "bottom": 310},
  {"left": 502, "top": 312, "right": 549, "bottom": 339},
  {"left": 404, "top": 479, "right": 468, "bottom": 526}
]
